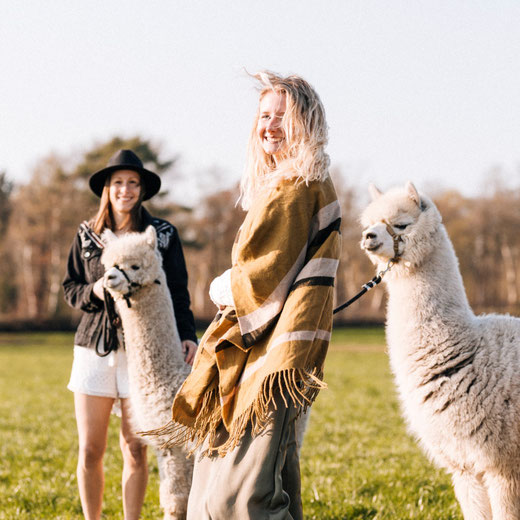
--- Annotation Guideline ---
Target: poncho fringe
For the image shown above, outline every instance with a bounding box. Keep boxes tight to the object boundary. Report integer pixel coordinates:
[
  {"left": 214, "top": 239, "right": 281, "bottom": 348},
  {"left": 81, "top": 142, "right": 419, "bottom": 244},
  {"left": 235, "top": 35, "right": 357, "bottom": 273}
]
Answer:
[{"left": 143, "top": 366, "right": 326, "bottom": 456}]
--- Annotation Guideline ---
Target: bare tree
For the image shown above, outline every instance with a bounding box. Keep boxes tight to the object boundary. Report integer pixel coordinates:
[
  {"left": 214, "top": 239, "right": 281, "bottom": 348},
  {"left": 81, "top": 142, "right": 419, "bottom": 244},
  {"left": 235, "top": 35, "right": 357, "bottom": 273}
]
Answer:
[{"left": 0, "top": 172, "right": 15, "bottom": 316}]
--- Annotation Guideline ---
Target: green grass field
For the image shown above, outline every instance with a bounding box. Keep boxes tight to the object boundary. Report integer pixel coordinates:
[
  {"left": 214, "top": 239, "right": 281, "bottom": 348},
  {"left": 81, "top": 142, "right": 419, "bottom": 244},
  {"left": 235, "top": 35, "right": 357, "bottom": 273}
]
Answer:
[{"left": 0, "top": 329, "right": 462, "bottom": 519}]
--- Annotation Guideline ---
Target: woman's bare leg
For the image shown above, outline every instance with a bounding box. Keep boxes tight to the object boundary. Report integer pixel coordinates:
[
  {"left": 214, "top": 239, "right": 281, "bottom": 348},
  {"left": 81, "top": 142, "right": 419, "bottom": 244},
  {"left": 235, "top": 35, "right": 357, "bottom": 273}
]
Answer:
[
  {"left": 120, "top": 398, "right": 148, "bottom": 520},
  {"left": 74, "top": 393, "right": 114, "bottom": 520}
]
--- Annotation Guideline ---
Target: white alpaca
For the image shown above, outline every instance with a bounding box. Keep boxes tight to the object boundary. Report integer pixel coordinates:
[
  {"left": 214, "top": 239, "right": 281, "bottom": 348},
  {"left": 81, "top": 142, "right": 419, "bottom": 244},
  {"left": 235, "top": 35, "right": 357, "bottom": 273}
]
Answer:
[
  {"left": 360, "top": 182, "right": 520, "bottom": 520},
  {"left": 101, "top": 226, "right": 193, "bottom": 520}
]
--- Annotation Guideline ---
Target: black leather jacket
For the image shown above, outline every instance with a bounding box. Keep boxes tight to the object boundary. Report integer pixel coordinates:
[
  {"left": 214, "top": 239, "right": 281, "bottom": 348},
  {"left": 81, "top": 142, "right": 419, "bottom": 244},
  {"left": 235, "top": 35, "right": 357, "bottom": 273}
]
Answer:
[{"left": 62, "top": 209, "right": 197, "bottom": 350}]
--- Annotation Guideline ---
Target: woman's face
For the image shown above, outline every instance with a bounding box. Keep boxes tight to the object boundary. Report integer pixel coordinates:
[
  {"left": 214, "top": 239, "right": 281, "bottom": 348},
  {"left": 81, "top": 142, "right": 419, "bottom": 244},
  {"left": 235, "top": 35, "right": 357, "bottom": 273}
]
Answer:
[
  {"left": 256, "top": 90, "right": 287, "bottom": 160},
  {"left": 109, "top": 170, "right": 142, "bottom": 215}
]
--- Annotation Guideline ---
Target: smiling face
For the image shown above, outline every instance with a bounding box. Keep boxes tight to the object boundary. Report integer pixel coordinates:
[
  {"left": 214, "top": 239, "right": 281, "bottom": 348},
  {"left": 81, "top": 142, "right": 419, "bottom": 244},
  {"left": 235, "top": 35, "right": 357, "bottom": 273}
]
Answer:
[
  {"left": 256, "top": 90, "right": 287, "bottom": 160},
  {"left": 109, "top": 169, "right": 142, "bottom": 216}
]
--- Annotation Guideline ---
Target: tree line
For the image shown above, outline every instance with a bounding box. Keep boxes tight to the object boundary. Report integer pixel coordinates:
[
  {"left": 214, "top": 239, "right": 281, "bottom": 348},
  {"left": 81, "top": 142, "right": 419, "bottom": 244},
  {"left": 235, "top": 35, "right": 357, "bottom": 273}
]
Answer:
[{"left": 1, "top": 136, "right": 519, "bottom": 330}]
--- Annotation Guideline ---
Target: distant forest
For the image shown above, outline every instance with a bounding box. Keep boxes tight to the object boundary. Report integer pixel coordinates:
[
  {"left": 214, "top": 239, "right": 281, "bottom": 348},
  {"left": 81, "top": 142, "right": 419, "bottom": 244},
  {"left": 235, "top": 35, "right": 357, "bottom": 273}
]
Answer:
[{"left": 2, "top": 136, "right": 520, "bottom": 330}]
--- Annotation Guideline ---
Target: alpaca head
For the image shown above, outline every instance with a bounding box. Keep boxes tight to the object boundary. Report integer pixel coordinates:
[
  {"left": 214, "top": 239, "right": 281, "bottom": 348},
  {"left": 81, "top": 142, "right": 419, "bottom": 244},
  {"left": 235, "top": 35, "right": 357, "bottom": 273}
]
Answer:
[
  {"left": 101, "top": 226, "right": 163, "bottom": 300},
  {"left": 360, "top": 182, "right": 443, "bottom": 271}
]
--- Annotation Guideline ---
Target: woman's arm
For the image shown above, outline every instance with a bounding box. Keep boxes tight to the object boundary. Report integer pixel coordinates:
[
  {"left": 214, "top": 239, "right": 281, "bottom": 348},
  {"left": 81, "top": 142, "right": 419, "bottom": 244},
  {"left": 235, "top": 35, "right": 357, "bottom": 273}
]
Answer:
[
  {"left": 62, "top": 232, "right": 104, "bottom": 312},
  {"left": 162, "top": 227, "right": 198, "bottom": 344}
]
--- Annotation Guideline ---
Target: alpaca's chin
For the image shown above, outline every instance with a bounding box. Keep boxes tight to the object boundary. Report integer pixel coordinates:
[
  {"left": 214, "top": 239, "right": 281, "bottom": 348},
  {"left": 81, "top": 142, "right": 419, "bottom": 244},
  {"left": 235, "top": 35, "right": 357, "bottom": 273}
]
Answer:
[
  {"left": 365, "top": 252, "right": 392, "bottom": 266},
  {"left": 370, "top": 256, "right": 402, "bottom": 273},
  {"left": 107, "top": 289, "right": 124, "bottom": 300},
  {"left": 370, "top": 253, "right": 423, "bottom": 275},
  {"left": 105, "top": 280, "right": 127, "bottom": 293}
]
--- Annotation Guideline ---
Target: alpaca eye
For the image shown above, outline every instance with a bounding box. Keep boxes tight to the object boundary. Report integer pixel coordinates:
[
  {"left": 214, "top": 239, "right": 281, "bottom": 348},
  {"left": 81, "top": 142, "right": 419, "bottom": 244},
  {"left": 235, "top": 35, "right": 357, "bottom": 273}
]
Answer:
[
  {"left": 394, "top": 223, "right": 409, "bottom": 230},
  {"left": 131, "top": 265, "right": 140, "bottom": 270}
]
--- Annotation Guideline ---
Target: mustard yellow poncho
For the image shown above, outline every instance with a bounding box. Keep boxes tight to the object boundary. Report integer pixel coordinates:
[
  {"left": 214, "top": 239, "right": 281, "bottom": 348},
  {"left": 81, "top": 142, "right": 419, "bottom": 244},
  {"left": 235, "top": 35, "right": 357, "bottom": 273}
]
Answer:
[{"left": 155, "top": 175, "right": 341, "bottom": 455}]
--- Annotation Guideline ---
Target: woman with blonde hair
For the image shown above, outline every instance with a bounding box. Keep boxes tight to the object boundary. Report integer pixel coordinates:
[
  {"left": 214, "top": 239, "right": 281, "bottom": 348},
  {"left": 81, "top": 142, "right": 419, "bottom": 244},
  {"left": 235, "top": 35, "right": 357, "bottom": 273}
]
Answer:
[
  {"left": 63, "top": 149, "right": 198, "bottom": 520},
  {"left": 153, "top": 72, "right": 341, "bottom": 519}
]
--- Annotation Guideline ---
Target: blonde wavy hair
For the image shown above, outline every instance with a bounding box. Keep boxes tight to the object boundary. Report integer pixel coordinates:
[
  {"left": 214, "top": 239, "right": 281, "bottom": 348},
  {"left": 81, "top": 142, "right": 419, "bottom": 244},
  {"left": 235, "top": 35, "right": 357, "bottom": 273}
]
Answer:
[{"left": 240, "top": 71, "right": 330, "bottom": 209}]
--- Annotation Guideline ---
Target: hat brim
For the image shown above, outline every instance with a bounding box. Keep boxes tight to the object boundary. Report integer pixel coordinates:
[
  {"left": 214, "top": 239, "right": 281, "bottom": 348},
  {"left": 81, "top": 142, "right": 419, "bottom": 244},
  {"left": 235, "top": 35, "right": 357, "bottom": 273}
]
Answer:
[{"left": 89, "top": 165, "right": 161, "bottom": 201}]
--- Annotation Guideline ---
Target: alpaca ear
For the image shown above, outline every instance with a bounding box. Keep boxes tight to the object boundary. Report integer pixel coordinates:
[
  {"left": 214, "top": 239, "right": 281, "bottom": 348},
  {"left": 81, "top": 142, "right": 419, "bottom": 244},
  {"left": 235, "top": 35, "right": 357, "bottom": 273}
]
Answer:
[
  {"left": 406, "top": 181, "right": 421, "bottom": 207},
  {"left": 368, "top": 183, "right": 382, "bottom": 201},
  {"left": 102, "top": 229, "right": 118, "bottom": 244},
  {"left": 145, "top": 226, "right": 157, "bottom": 249}
]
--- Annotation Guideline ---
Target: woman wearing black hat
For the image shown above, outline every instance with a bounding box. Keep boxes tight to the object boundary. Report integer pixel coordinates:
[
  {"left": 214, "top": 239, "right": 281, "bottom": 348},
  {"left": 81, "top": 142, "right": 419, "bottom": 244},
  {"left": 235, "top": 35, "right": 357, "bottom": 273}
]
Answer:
[{"left": 62, "top": 149, "right": 198, "bottom": 520}]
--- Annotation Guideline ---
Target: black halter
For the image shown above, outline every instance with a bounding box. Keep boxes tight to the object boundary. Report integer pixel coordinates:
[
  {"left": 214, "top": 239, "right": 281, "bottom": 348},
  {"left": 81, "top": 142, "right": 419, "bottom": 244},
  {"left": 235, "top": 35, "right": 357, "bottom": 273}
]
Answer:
[
  {"left": 109, "top": 265, "right": 162, "bottom": 308},
  {"left": 112, "top": 265, "right": 142, "bottom": 308}
]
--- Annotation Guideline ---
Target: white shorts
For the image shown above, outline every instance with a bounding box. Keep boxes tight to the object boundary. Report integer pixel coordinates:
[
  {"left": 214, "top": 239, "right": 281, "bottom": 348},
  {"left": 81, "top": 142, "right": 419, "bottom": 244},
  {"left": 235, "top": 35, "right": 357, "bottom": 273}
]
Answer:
[{"left": 67, "top": 344, "right": 130, "bottom": 399}]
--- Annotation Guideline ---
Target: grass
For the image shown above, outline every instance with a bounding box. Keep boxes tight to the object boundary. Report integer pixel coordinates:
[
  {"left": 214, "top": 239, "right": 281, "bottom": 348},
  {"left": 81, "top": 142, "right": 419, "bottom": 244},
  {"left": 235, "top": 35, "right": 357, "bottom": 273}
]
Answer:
[{"left": 0, "top": 329, "right": 462, "bottom": 519}]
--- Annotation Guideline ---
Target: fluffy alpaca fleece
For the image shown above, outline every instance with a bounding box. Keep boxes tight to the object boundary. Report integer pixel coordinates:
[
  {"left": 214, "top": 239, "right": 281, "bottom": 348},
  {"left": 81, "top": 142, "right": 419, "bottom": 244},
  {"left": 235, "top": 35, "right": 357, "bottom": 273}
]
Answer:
[
  {"left": 360, "top": 182, "right": 520, "bottom": 520},
  {"left": 101, "top": 226, "right": 193, "bottom": 520}
]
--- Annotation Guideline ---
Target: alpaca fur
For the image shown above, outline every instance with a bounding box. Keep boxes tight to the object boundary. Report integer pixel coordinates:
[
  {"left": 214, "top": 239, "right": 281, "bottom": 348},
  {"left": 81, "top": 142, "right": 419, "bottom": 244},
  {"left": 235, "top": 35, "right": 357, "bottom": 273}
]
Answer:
[
  {"left": 101, "top": 226, "right": 193, "bottom": 520},
  {"left": 360, "top": 182, "right": 520, "bottom": 520}
]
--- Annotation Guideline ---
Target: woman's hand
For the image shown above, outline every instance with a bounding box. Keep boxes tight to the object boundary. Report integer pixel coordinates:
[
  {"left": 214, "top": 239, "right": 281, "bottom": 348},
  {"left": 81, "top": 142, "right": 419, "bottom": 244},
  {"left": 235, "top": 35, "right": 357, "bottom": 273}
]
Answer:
[
  {"left": 209, "top": 269, "right": 235, "bottom": 308},
  {"left": 93, "top": 278, "right": 105, "bottom": 300},
  {"left": 182, "top": 340, "right": 198, "bottom": 366}
]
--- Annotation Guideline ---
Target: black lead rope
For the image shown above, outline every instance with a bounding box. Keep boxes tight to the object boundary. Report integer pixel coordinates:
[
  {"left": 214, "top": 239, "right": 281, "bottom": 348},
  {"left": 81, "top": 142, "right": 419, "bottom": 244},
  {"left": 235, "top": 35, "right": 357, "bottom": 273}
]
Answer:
[
  {"left": 104, "top": 289, "right": 121, "bottom": 328},
  {"left": 333, "top": 274, "right": 383, "bottom": 314},
  {"left": 97, "top": 288, "right": 121, "bottom": 357},
  {"left": 333, "top": 258, "right": 395, "bottom": 315}
]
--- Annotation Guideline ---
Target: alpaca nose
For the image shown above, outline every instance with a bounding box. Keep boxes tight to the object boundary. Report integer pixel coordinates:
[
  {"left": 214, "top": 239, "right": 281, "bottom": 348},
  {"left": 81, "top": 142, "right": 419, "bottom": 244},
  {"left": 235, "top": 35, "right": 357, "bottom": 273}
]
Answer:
[
  {"left": 365, "top": 232, "right": 377, "bottom": 240},
  {"left": 107, "top": 273, "right": 116, "bottom": 280}
]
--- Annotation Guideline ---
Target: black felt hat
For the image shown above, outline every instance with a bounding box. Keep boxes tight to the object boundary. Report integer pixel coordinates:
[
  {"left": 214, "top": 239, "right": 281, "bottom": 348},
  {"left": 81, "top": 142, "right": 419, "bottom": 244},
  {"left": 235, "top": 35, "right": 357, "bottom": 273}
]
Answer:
[{"left": 88, "top": 149, "right": 161, "bottom": 200}]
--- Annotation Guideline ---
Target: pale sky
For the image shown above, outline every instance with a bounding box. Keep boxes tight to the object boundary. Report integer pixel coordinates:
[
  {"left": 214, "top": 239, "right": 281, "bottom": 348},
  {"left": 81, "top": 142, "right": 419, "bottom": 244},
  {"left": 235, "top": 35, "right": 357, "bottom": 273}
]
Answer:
[{"left": 1, "top": 1, "right": 519, "bottom": 201}]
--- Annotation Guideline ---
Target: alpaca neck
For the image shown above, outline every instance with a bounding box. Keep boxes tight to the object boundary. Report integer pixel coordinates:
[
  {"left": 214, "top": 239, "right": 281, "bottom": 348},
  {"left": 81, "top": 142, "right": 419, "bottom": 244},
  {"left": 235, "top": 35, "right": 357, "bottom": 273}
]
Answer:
[
  {"left": 385, "top": 227, "right": 474, "bottom": 345},
  {"left": 116, "top": 281, "right": 184, "bottom": 371}
]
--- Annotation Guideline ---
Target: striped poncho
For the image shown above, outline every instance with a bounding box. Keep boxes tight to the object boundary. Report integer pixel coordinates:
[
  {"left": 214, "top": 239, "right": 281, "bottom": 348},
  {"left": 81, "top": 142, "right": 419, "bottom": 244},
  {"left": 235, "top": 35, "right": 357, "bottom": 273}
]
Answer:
[{"left": 156, "top": 175, "right": 341, "bottom": 455}]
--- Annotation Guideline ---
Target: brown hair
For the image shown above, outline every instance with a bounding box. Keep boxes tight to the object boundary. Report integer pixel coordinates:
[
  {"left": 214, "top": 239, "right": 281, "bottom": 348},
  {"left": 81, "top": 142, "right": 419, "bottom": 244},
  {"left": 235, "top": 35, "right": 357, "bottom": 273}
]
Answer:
[{"left": 91, "top": 173, "right": 145, "bottom": 235}]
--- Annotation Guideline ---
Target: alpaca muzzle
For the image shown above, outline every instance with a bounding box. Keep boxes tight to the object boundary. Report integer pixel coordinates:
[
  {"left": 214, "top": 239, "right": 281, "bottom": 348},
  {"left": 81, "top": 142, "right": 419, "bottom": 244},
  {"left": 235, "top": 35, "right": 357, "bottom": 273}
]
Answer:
[
  {"left": 104, "top": 265, "right": 142, "bottom": 308},
  {"left": 104, "top": 265, "right": 161, "bottom": 309},
  {"left": 361, "top": 222, "right": 403, "bottom": 262},
  {"left": 362, "top": 232, "right": 382, "bottom": 252},
  {"left": 104, "top": 268, "right": 125, "bottom": 289}
]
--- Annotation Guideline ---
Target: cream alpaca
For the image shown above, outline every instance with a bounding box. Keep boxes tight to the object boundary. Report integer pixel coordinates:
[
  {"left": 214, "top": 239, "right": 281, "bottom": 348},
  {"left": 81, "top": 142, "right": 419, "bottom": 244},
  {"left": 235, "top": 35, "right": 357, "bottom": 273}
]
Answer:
[
  {"left": 360, "top": 182, "right": 520, "bottom": 520},
  {"left": 101, "top": 226, "right": 193, "bottom": 520}
]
